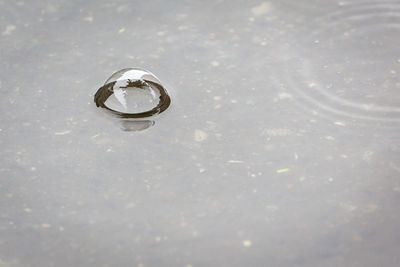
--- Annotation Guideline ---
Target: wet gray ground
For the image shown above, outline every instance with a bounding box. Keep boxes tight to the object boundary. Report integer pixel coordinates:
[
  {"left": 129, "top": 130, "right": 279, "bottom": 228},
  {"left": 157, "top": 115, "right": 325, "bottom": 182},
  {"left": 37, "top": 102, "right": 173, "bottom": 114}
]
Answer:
[{"left": 1, "top": 0, "right": 400, "bottom": 266}]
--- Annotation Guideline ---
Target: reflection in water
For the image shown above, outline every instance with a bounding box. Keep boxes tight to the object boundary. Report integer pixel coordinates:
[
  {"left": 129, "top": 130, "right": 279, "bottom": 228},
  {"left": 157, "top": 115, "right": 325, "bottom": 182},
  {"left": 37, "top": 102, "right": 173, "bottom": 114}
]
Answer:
[
  {"left": 120, "top": 120, "right": 155, "bottom": 132},
  {"left": 274, "top": 0, "right": 400, "bottom": 125}
]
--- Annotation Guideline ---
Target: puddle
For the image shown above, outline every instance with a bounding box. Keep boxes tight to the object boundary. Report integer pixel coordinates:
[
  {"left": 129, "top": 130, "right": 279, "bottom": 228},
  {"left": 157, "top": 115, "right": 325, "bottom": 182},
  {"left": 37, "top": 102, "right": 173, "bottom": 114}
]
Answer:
[{"left": 2, "top": 1, "right": 400, "bottom": 266}]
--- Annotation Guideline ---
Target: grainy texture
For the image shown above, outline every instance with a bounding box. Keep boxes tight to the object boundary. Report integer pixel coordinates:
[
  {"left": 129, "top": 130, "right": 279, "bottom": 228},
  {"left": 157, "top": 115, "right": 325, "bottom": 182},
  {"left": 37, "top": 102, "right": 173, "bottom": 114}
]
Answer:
[{"left": 1, "top": 0, "right": 400, "bottom": 266}]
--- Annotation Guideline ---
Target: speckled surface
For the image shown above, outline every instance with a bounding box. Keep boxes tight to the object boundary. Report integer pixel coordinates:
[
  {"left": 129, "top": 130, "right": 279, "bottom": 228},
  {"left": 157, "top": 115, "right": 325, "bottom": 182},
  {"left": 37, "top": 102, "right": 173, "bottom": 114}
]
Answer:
[{"left": 1, "top": 0, "right": 400, "bottom": 266}]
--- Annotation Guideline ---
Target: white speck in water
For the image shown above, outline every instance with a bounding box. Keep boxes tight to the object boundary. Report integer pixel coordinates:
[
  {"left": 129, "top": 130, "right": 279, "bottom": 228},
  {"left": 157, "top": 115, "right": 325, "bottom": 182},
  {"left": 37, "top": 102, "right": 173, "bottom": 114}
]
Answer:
[
  {"left": 274, "top": 92, "right": 293, "bottom": 102},
  {"left": 176, "top": 14, "right": 188, "bottom": 21},
  {"left": 334, "top": 121, "right": 346, "bottom": 127},
  {"left": 125, "top": 202, "right": 136, "bottom": 209},
  {"left": 2, "top": 25, "right": 16, "bottom": 36},
  {"left": 265, "top": 205, "right": 279, "bottom": 212},
  {"left": 340, "top": 202, "right": 357, "bottom": 212},
  {"left": 276, "top": 168, "right": 290, "bottom": 174},
  {"left": 54, "top": 130, "right": 71, "bottom": 135},
  {"left": 251, "top": 2, "right": 272, "bottom": 16},
  {"left": 308, "top": 82, "right": 317, "bottom": 88},
  {"left": 194, "top": 129, "right": 208, "bottom": 142},
  {"left": 227, "top": 160, "right": 244, "bottom": 164},
  {"left": 41, "top": 223, "right": 51, "bottom": 228},
  {"left": 363, "top": 204, "right": 378, "bottom": 213},
  {"left": 243, "top": 240, "right": 252, "bottom": 247},
  {"left": 84, "top": 16, "right": 94, "bottom": 22},
  {"left": 263, "top": 128, "right": 291, "bottom": 137},
  {"left": 362, "top": 150, "right": 374, "bottom": 162},
  {"left": 178, "top": 25, "right": 189, "bottom": 31},
  {"left": 211, "top": 61, "right": 220, "bottom": 67}
]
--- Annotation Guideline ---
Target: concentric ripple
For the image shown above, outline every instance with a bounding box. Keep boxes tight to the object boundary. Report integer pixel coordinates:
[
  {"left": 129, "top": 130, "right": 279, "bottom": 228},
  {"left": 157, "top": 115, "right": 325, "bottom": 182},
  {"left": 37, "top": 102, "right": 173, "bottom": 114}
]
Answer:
[{"left": 277, "top": 0, "right": 400, "bottom": 124}]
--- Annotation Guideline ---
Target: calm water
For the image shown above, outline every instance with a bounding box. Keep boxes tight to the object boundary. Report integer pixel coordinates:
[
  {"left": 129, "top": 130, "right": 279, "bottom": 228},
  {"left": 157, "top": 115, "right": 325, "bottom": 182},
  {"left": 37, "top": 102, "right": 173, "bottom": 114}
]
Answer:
[{"left": 1, "top": 0, "right": 400, "bottom": 266}]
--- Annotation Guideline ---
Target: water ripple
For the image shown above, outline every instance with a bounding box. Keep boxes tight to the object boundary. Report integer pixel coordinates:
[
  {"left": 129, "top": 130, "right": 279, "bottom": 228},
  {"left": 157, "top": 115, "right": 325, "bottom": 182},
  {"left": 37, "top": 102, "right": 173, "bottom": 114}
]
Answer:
[{"left": 274, "top": 0, "right": 400, "bottom": 125}]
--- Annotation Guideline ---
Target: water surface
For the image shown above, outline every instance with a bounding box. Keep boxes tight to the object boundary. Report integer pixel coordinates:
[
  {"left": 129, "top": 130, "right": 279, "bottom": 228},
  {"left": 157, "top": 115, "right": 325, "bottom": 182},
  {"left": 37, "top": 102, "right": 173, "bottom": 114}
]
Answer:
[{"left": 1, "top": 0, "right": 399, "bottom": 266}]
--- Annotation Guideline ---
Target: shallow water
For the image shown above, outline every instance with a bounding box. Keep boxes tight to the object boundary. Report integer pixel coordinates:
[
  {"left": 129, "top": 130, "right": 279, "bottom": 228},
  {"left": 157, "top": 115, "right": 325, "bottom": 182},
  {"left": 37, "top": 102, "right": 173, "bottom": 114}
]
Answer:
[{"left": 1, "top": 0, "right": 400, "bottom": 266}]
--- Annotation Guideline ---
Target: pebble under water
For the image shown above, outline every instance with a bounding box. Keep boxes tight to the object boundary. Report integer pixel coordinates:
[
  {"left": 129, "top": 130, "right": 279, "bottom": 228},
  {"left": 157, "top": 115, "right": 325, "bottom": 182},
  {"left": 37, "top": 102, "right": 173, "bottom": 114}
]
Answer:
[{"left": 94, "top": 68, "right": 171, "bottom": 119}]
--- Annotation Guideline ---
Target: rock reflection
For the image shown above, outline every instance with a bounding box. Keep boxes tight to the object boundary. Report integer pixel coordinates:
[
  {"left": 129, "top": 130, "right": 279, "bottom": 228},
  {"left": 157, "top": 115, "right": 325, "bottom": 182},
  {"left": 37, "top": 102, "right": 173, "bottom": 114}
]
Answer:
[{"left": 120, "top": 120, "right": 155, "bottom": 132}]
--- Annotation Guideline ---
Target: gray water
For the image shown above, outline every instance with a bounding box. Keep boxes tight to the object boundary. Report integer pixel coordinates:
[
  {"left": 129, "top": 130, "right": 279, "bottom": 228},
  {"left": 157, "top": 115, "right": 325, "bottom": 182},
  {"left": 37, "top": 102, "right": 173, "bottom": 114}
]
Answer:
[{"left": 1, "top": 0, "right": 400, "bottom": 266}]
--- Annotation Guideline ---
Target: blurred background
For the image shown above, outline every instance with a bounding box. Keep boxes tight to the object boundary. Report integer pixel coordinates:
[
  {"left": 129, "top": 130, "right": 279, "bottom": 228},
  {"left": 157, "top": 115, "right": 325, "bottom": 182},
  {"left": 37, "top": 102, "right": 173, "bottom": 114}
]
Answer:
[{"left": 1, "top": 0, "right": 400, "bottom": 266}]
